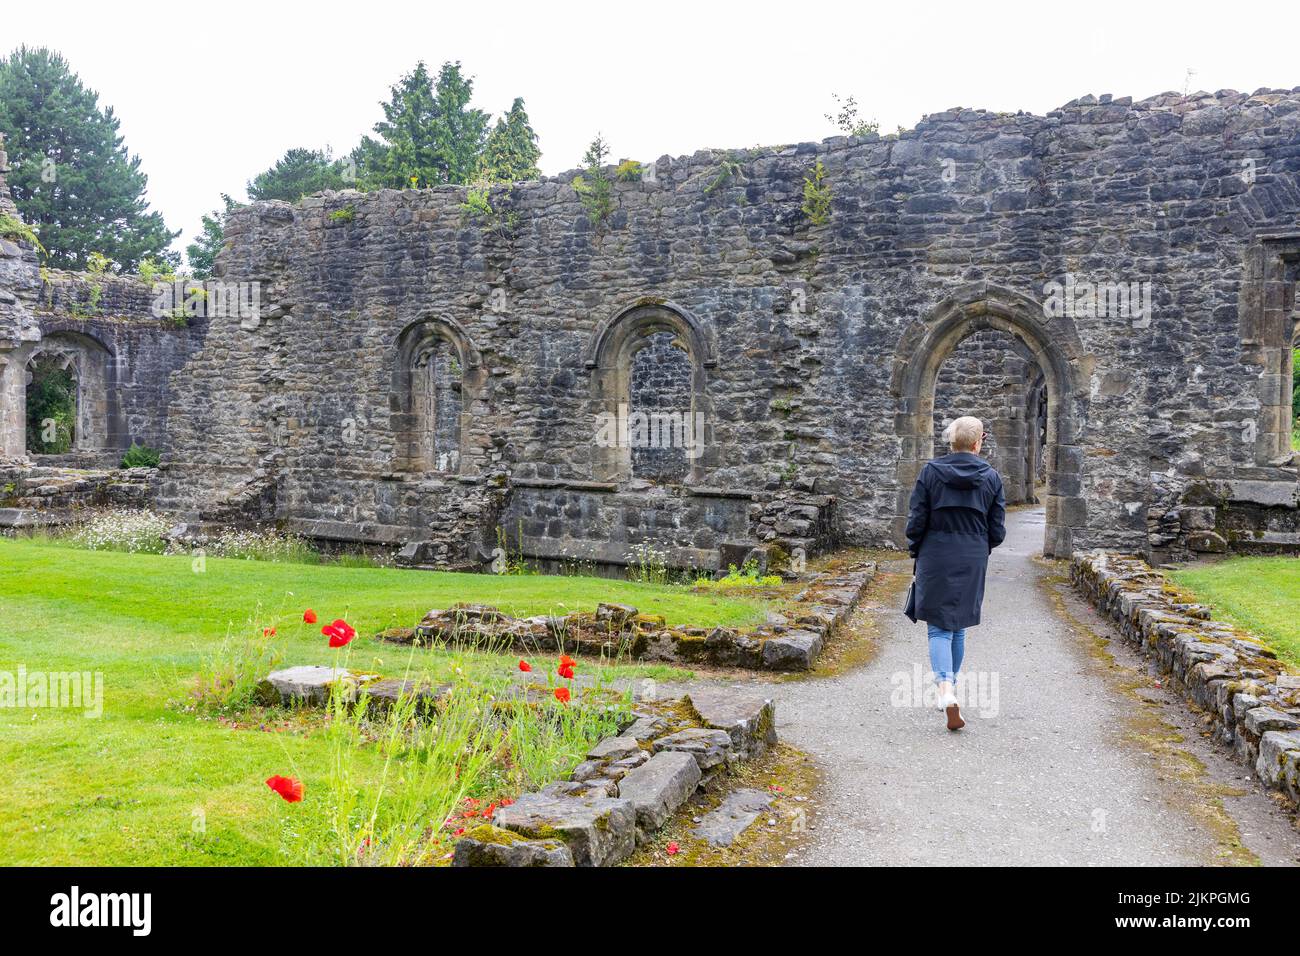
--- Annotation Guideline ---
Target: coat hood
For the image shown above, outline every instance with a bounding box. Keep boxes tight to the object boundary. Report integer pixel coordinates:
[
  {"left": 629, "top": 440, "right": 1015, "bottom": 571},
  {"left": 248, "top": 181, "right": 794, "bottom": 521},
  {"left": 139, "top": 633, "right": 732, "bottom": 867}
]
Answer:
[{"left": 928, "top": 453, "right": 992, "bottom": 490}]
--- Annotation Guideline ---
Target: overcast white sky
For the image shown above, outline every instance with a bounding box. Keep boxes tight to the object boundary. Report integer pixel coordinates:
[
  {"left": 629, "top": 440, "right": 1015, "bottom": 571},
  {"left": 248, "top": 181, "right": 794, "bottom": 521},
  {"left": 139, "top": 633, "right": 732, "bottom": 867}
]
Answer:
[{"left": 7, "top": 0, "right": 1300, "bottom": 263}]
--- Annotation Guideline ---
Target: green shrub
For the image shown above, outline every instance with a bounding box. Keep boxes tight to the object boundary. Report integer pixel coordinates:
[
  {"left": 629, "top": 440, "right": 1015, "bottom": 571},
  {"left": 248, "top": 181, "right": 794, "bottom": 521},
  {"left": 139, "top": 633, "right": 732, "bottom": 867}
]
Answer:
[
  {"left": 461, "top": 186, "right": 493, "bottom": 220},
  {"left": 825, "top": 93, "right": 879, "bottom": 138},
  {"left": 573, "top": 135, "right": 614, "bottom": 227},
  {"left": 120, "top": 444, "right": 161, "bottom": 468},
  {"left": 704, "top": 157, "right": 743, "bottom": 196},
  {"left": 802, "top": 159, "right": 831, "bottom": 226},
  {"left": 137, "top": 257, "right": 175, "bottom": 285},
  {"left": 696, "top": 559, "right": 783, "bottom": 590},
  {"left": 1291, "top": 347, "right": 1298, "bottom": 449},
  {"left": 614, "top": 159, "right": 643, "bottom": 182}
]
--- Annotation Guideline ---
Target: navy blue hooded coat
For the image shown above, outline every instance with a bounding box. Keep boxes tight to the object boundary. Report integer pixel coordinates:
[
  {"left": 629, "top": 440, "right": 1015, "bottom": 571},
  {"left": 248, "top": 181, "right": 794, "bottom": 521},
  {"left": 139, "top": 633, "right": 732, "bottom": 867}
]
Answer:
[{"left": 904, "top": 452, "right": 1007, "bottom": 632}]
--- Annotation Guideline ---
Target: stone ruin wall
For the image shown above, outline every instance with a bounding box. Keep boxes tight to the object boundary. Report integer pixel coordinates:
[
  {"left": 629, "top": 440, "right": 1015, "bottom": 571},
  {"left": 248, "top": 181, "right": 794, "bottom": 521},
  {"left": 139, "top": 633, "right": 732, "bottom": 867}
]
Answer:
[
  {"left": 4, "top": 89, "right": 1300, "bottom": 568},
  {"left": 0, "top": 134, "right": 207, "bottom": 509},
  {"left": 155, "top": 87, "right": 1300, "bottom": 568}
]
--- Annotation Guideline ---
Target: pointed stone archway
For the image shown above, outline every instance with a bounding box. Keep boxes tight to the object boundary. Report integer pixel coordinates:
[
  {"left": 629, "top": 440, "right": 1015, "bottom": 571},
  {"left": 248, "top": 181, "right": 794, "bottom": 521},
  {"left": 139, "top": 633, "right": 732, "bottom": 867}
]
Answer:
[{"left": 890, "top": 282, "right": 1093, "bottom": 557}]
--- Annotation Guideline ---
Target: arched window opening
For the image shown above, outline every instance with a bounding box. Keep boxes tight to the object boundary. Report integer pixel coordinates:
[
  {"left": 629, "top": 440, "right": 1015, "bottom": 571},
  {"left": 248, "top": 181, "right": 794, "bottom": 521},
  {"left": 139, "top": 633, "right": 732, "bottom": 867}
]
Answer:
[
  {"left": 391, "top": 316, "right": 480, "bottom": 476},
  {"left": 20, "top": 331, "right": 116, "bottom": 457},
  {"left": 629, "top": 331, "right": 693, "bottom": 483},
  {"left": 413, "top": 337, "right": 463, "bottom": 473},
  {"left": 25, "top": 353, "right": 78, "bottom": 454},
  {"left": 585, "top": 301, "right": 715, "bottom": 485}
]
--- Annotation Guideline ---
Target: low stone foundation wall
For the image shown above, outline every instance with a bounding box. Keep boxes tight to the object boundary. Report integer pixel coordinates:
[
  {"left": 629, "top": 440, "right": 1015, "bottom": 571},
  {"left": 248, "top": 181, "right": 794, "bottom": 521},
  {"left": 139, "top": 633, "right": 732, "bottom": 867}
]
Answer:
[
  {"left": 1147, "top": 473, "right": 1300, "bottom": 562},
  {"left": 501, "top": 480, "right": 838, "bottom": 575},
  {"left": 1070, "top": 551, "right": 1300, "bottom": 810},
  {"left": 380, "top": 561, "right": 876, "bottom": 671},
  {"left": 255, "top": 663, "right": 779, "bottom": 867},
  {"left": 0, "top": 461, "right": 155, "bottom": 527},
  {"left": 454, "top": 684, "right": 777, "bottom": 867}
]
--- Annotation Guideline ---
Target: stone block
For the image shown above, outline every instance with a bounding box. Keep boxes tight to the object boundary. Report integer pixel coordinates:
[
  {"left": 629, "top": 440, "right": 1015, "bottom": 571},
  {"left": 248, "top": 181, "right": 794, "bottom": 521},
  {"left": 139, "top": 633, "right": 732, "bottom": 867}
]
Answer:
[
  {"left": 1186, "top": 531, "right": 1228, "bottom": 553},
  {"left": 586, "top": 736, "right": 641, "bottom": 761},
  {"left": 693, "top": 789, "right": 775, "bottom": 847},
  {"left": 453, "top": 824, "right": 575, "bottom": 867},
  {"left": 624, "top": 715, "right": 667, "bottom": 741},
  {"left": 684, "top": 688, "right": 777, "bottom": 756},
  {"left": 1244, "top": 707, "right": 1300, "bottom": 736},
  {"left": 494, "top": 792, "right": 636, "bottom": 867},
  {"left": 653, "top": 728, "right": 734, "bottom": 770},
  {"left": 1177, "top": 506, "right": 1217, "bottom": 531},
  {"left": 362, "top": 678, "right": 451, "bottom": 716},
  {"left": 615, "top": 751, "right": 702, "bottom": 832},
  {"left": 1255, "top": 730, "right": 1300, "bottom": 792},
  {"left": 761, "top": 630, "right": 823, "bottom": 670},
  {"left": 258, "top": 666, "right": 370, "bottom": 706}
]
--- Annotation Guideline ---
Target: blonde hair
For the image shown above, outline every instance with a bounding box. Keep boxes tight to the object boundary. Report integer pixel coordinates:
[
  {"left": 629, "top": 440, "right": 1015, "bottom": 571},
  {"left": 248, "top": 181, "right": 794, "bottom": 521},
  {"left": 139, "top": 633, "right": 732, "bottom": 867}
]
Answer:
[{"left": 942, "top": 416, "right": 983, "bottom": 452}]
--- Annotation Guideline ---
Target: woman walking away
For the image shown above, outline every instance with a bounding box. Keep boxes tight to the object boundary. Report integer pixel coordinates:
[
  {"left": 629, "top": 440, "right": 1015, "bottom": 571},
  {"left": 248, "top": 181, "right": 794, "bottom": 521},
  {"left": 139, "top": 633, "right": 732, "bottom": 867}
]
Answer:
[{"left": 904, "top": 415, "right": 1006, "bottom": 731}]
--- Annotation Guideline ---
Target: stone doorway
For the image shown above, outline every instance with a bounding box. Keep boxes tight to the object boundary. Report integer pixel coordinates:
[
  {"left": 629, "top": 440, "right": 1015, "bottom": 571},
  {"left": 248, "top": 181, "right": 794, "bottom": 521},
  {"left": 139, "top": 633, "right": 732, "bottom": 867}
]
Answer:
[
  {"left": 892, "top": 284, "right": 1091, "bottom": 558},
  {"left": 25, "top": 352, "right": 78, "bottom": 454},
  {"left": 19, "top": 331, "right": 117, "bottom": 458},
  {"left": 932, "top": 327, "right": 1048, "bottom": 506}
]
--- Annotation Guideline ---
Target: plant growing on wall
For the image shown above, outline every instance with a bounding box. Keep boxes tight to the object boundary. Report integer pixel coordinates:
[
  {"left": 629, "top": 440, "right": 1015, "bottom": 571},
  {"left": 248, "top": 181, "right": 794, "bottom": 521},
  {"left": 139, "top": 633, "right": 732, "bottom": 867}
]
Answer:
[
  {"left": 825, "top": 93, "right": 879, "bottom": 137},
  {"left": 460, "top": 185, "right": 493, "bottom": 220},
  {"left": 67, "top": 250, "right": 110, "bottom": 318},
  {"left": 120, "top": 444, "right": 161, "bottom": 468},
  {"left": 615, "top": 159, "right": 643, "bottom": 182},
  {"left": 572, "top": 135, "right": 614, "bottom": 227},
  {"left": 136, "top": 256, "right": 174, "bottom": 285},
  {"left": 801, "top": 159, "right": 831, "bottom": 227},
  {"left": 703, "top": 155, "right": 744, "bottom": 198},
  {"left": 0, "top": 212, "right": 44, "bottom": 254},
  {"left": 458, "top": 181, "right": 518, "bottom": 238}
]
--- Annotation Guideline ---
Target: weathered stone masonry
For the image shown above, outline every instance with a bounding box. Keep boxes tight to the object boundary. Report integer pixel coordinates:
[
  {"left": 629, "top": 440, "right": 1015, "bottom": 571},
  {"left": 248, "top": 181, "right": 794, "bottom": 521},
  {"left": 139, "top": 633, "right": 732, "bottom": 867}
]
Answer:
[
  {"left": 3, "top": 89, "right": 1300, "bottom": 568},
  {"left": 0, "top": 136, "right": 206, "bottom": 475},
  {"left": 1072, "top": 551, "right": 1300, "bottom": 810}
]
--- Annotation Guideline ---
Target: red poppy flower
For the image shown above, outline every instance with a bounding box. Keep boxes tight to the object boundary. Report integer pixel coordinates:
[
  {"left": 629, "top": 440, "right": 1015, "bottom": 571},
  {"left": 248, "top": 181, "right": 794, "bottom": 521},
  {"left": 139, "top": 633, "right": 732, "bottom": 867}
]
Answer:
[
  {"left": 558, "top": 664, "right": 575, "bottom": 680},
  {"left": 265, "top": 775, "right": 303, "bottom": 803},
  {"left": 303, "top": 609, "right": 317, "bottom": 624},
  {"left": 483, "top": 802, "right": 497, "bottom": 820},
  {"left": 454, "top": 827, "right": 465, "bottom": 837},
  {"left": 559, "top": 654, "right": 576, "bottom": 668},
  {"left": 666, "top": 841, "right": 680, "bottom": 856},
  {"left": 518, "top": 660, "right": 532, "bottom": 672},
  {"left": 322, "top": 619, "right": 357, "bottom": 647},
  {"left": 263, "top": 627, "right": 276, "bottom": 637},
  {"left": 554, "top": 686, "right": 570, "bottom": 704}
]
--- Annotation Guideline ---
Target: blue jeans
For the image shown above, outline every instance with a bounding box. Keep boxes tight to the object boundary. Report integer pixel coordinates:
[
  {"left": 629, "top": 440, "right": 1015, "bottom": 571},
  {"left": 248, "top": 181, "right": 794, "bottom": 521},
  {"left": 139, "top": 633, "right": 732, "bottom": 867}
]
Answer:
[{"left": 927, "top": 624, "right": 966, "bottom": 685}]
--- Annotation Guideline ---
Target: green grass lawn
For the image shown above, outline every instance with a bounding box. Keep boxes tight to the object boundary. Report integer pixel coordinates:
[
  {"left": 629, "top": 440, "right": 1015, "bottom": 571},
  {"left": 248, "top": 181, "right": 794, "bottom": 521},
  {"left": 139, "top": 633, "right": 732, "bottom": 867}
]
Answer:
[
  {"left": 1169, "top": 556, "right": 1300, "bottom": 667},
  {"left": 0, "top": 538, "right": 766, "bottom": 865}
]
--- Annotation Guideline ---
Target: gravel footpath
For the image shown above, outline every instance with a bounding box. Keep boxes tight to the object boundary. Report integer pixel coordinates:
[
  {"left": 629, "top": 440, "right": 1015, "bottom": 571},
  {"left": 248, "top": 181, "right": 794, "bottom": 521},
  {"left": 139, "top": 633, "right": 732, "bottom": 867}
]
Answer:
[{"left": 744, "top": 507, "right": 1298, "bottom": 866}]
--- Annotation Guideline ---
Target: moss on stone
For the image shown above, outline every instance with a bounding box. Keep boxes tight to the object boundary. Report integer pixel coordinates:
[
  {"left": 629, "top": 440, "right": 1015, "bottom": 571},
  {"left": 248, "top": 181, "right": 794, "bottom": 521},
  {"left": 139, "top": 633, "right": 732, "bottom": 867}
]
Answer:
[{"left": 462, "top": 823, "right": 525, "bottom": 847}]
